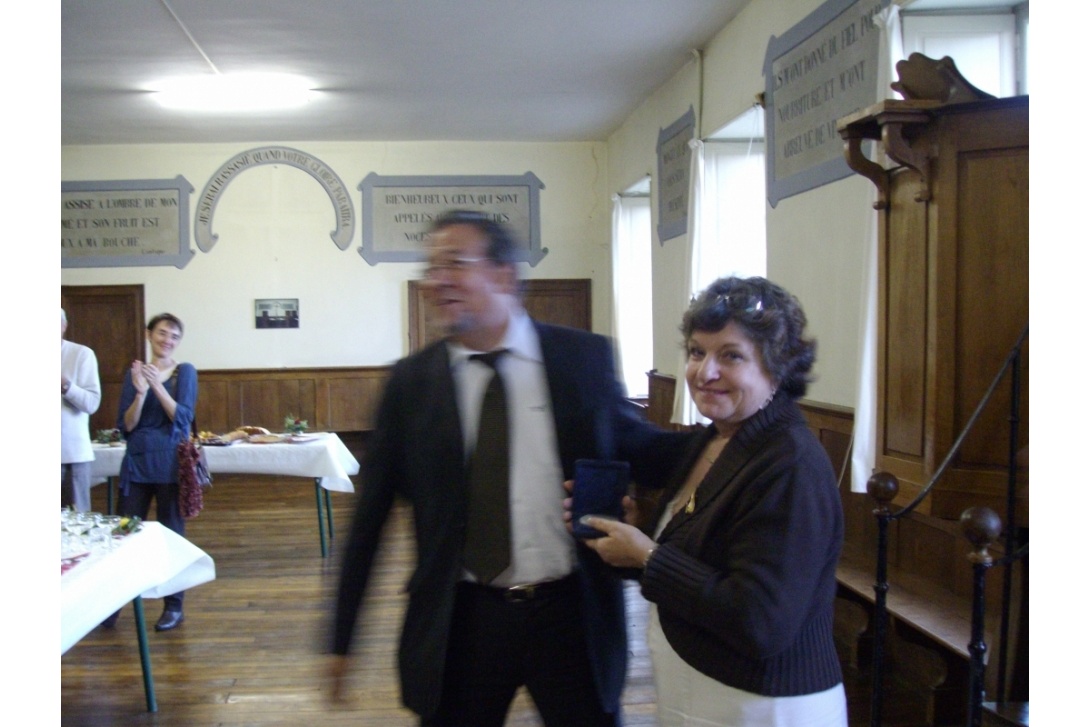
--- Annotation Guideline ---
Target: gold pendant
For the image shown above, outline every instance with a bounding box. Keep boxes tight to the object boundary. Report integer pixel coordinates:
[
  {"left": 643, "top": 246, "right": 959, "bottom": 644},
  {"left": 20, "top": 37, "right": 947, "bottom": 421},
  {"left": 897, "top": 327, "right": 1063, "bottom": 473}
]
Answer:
[{"left": 685, "top": 492, "right": 696, "bottom": 514}]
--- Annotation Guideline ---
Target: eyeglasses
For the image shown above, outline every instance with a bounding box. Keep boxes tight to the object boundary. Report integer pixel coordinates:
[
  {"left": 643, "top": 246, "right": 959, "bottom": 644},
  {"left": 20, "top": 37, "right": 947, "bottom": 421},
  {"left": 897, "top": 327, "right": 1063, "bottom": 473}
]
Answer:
[
  {"left": 711, "top": 293, "right": 763, "bottom": 314},
  {"left": 423, "top": 256, "right": 488, "bottom": 279}
]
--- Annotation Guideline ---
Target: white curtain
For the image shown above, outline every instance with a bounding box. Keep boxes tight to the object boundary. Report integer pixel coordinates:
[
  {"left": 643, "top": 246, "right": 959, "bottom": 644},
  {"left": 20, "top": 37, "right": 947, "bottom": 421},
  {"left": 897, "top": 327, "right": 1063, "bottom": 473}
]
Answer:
[
  {"left": 611, "top": 193, "right": 652, "bottom": 398},
  {"left": 670, "top": 133, "right": 769, "bottom": 426},
  {"left": 702, "top": 141, "right": 767, "bottom": 280},
  {"left": 670, "top": 139, "right": 706, "bottom": 426},
  {"left": 851, "top": 5, "right": 904, "bottom": 492}
]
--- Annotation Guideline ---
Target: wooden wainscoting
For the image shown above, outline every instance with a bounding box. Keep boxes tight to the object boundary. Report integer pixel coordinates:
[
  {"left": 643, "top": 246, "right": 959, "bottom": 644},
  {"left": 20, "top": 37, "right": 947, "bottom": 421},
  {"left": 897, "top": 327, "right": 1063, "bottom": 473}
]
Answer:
[{"left": 194, "top": 366, "right": 390, "bottom": 439}]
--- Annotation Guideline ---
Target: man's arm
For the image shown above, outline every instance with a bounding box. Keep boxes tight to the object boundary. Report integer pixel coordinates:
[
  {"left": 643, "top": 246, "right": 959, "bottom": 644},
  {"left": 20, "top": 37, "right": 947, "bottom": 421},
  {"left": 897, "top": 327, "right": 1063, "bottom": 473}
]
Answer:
[
  {"left": 63, "top": 347, "right": 102, "bottom": 416},
  {"left": 331, "top": 368, "right": 404, "bottom": 655}
]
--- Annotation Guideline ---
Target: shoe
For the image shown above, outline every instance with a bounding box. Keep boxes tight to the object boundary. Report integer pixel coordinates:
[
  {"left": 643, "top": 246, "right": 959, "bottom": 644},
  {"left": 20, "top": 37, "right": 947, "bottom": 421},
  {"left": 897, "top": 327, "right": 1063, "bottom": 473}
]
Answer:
[
  {"left": 155, "top": 610, "right": 184, "bottom": 632},
  {"left": 101, "top": 610, "right": 121, "bottom": 628}
]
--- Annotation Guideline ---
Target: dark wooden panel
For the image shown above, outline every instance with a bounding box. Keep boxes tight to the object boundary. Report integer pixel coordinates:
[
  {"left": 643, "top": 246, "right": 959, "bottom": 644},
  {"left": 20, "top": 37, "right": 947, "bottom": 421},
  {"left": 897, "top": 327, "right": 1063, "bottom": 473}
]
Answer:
[
  {"left": 238, "top": 380, "right": 283, "bottom": 427},
  {"left": 277, "top": 379, "right": 316, "bottom": 427},
  {"left": 645, "top": 370, "right": 677, "bottom": 430},
  {"left": 954, "top": 149, "right": 1029, "bottom": 468},
  {"left": 320, "top": 373, "right": 391, "bottom": 431},
  {"left": 883, "top": 174, "right": 927, "bottom": 459},
  {"left": 195, "top": 367, "right": 390, "bottom": 434},
  {"left": 195, "top": 379, "right": 230, "bottom": 434},
  {"left": 522, "top": 279, "right": 591, "bottom": 332}
]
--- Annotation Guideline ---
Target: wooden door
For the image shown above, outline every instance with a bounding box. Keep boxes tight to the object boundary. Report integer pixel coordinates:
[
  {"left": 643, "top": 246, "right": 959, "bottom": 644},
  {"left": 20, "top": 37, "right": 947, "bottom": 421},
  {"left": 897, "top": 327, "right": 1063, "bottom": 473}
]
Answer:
[{"left": 61, "top": 285, "right": 145, "bottom": 435}]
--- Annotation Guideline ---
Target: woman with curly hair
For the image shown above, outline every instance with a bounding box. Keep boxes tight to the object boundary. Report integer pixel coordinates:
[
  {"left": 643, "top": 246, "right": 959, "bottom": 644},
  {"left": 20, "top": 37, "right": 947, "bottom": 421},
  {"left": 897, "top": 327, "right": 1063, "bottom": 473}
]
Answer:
[{"left": 579, "top": 276, "right": 847, "bottom": 726}]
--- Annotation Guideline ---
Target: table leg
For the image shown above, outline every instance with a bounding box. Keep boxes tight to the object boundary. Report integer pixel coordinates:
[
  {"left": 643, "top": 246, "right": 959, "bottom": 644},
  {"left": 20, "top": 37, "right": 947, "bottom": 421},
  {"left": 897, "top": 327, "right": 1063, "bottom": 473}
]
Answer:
[
  {"left": 324, "top": 488, "right": 334, "bottom": 542},
  {"left": 133, "top": 596, "right": 158, "bottom": 712},
  {"left": 106, "top": 476, "right": 115, "bottom": 515},
  {"left": 315, "top": 479, "right": 328, "bottom": 557}
]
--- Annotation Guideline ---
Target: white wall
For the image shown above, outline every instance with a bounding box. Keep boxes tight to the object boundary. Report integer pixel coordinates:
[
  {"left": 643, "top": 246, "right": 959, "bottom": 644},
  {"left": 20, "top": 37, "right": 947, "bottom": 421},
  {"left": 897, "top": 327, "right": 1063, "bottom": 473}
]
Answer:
[
  {"left": 63, "top": 0, "right": 879, "bottom": 407},
  {"left": 62, "top": 141, "right": 610, "bottom": 368},
  {"left": 606, "top": 0, "right": 873, "bottom": 407}
]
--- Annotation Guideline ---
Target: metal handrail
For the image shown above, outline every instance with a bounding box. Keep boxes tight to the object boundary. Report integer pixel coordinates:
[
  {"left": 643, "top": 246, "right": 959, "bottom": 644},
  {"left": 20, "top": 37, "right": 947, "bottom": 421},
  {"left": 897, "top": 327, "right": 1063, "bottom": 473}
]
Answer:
[{"left": 866, "top": 326, "right": 1028, "bottom": 727}]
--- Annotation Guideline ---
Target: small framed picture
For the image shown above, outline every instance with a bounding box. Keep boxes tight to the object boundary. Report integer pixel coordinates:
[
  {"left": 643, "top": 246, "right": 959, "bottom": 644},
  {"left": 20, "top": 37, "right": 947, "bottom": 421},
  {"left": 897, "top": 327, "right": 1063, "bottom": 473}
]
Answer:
[{"left": 255, "top": 298, "right": 299, "bottom": 329}]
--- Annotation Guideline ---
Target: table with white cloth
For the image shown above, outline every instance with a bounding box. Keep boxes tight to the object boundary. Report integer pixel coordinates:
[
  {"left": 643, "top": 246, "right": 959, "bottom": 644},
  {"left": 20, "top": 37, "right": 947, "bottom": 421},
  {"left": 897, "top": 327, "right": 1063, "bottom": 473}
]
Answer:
[
  {"left": 91, "top": 432, "right": 359, "bottom": 556},
  {"left": 61, "top": 521, "right": 216, "bottom": 711}
]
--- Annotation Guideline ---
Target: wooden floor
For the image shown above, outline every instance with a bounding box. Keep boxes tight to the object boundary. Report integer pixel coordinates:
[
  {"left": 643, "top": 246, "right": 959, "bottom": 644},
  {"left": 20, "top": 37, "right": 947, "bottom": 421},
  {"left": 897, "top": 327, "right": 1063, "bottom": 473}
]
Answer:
[{"left": 62, "top": 474, "right": 921, "bottom": 726}]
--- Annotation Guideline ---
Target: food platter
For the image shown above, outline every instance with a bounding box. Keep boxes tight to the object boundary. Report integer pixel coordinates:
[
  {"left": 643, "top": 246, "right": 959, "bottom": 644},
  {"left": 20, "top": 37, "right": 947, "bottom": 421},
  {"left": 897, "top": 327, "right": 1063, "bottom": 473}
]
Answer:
[
  {"left": 199, "top": 436, "right": 240, "bottom": 446},
  {"left": 248, "top": 434, "right": 286, "bottom": 444}
]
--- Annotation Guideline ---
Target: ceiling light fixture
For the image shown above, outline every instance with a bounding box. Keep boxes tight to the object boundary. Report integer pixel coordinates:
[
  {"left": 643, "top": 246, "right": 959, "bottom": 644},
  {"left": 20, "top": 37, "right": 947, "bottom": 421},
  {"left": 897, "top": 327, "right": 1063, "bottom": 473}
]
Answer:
[
  {"left": 153, "top": 73, "right": 314, "bottom": 111},
  {"left": 152, "top": 0, "right": 314, "bottom": 112}
]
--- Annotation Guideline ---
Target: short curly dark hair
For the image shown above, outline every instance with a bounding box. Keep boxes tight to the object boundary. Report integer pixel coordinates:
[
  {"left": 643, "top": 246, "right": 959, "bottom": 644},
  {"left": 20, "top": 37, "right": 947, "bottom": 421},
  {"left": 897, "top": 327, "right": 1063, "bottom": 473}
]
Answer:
[
  {"left": 147, "top": 312, "right": 184, "bottom": 337},
  {"left": 680, "top": 276, "right": 816, "bottom": 398}
]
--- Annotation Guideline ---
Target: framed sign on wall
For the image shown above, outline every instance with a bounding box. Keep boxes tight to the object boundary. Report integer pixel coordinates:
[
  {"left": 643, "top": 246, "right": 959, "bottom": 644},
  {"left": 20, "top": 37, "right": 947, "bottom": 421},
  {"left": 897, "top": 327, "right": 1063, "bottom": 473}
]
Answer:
[
  {"left": 656, "top": 107, "right": 695, "bottom": 243},
  {"left": 62, "top": 176, "right": 194, "bottom": 269},
  {"left": 358, "top": 172, "right": 546, "bottom": 266},
  {"left": 763, "top": 0, "right": 888, "bottom": 207}
]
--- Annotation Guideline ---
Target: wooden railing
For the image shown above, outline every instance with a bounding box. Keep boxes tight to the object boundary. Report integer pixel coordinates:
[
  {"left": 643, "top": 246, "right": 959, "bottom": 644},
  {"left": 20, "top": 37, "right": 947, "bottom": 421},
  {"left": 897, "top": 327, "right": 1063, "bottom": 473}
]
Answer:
[{"left": 865, "top": 327, "right": 1029, "bottom": 727}]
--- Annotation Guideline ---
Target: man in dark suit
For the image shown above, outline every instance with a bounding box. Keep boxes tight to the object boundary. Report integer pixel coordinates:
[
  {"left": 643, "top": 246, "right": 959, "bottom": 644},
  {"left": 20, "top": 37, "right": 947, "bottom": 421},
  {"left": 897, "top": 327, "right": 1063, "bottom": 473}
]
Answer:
[{"left": 330, "top": 210, "right": 687, "bottom": 726}]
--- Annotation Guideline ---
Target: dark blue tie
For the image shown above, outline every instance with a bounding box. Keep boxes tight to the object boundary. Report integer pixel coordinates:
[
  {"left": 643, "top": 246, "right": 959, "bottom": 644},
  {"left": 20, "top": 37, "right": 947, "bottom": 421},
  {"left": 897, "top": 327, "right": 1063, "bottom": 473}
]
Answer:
[{"left": 464, "top": 350, "right": 510, "bottom": 583}]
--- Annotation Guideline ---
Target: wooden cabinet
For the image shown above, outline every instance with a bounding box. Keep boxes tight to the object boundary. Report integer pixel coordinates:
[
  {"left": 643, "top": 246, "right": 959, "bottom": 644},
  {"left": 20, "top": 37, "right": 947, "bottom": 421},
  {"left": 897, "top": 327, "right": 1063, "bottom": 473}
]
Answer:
[{"left": 840, "top": 94, "right": 1028, "bottom": 519}]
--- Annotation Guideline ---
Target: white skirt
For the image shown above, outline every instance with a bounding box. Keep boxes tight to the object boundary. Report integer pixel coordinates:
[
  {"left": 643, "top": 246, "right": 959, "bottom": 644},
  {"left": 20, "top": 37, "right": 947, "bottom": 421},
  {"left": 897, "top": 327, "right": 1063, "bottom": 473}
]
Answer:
[{"left": 647, "top": 605, "right": 848, "bottom": 727}]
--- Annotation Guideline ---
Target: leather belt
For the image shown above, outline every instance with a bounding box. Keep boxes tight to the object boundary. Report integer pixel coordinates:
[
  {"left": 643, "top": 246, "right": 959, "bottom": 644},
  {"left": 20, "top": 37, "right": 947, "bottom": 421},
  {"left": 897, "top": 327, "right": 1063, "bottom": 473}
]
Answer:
[{"left": 466, "top": 572, "right": 578, "bottom": 603}]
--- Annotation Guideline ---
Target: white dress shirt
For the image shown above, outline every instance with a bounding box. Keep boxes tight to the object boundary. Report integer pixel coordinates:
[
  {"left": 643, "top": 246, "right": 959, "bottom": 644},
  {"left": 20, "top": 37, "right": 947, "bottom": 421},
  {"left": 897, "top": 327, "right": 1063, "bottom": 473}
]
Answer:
[{"left": 447, "top": 308, "right": 576, "bottom": 586}]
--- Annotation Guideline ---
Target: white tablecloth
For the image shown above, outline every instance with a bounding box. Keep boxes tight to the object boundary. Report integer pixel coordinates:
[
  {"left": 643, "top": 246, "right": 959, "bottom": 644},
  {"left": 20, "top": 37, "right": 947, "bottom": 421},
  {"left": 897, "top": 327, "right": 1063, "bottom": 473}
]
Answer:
[
  {"left": 91, "top": 432, "right": 359, "bottom": 492},
  {"left": 61, "top": 522, "right": 215, "bottom": 653}
]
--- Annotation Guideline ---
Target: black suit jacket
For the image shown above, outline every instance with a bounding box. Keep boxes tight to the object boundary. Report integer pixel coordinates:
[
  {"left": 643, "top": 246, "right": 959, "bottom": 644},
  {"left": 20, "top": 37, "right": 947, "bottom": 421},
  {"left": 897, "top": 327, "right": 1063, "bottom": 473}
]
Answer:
[{"left": 333, "top": 321, "right": 690, "bottom": 718}]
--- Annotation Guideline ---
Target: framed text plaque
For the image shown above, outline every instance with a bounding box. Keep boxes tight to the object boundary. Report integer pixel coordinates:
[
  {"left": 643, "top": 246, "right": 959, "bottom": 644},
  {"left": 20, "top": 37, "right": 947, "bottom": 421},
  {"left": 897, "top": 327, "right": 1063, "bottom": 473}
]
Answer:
[
  {"left": 358, "top": 172, "right": 546, "bottom": 266},
  {"left": 656, "top": 107, "right": 695, "bottom": 243},
  {"left": 195, "top": 146, "right": 354, "bottom": 253},
  {"left": 62, "top": 176, "right": 194, "bottom": 269},
  {"left": 763, "top": 0, "right": 888, "bottom": 207}
]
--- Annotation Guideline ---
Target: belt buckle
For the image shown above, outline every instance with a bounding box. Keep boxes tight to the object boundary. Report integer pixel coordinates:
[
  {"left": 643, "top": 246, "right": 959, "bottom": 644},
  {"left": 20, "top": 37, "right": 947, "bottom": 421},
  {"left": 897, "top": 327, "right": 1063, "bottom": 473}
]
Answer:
[{"left": 504, "top": 583, "right": 536, "bottom": 603}]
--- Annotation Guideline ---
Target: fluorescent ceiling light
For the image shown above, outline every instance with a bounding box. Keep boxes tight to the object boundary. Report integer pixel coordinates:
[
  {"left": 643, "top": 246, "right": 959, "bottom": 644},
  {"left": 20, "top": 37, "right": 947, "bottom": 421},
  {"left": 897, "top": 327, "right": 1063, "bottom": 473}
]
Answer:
[{"left": 153, "top": 73, "right": 314, "bottom": 112}]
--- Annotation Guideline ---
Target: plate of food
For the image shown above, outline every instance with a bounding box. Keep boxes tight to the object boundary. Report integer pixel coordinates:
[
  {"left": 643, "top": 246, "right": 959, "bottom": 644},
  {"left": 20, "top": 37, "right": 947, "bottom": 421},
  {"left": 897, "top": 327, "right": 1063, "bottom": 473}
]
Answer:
[
  {"left": 199, "top": 430, "right": 246, "bottom": 446},
  {"left": 248, "top": 433, "right": 286, "bottom": 444}
]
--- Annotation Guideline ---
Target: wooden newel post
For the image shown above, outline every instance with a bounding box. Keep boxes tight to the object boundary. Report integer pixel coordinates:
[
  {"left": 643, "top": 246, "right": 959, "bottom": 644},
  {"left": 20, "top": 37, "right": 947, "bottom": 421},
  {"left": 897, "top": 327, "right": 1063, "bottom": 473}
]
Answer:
[
  {"left": 866, "top": 471, "right": 899, "bottom": 727},
  {"left": 960, "top": 506, "right": 1002, "bottom": 727}
]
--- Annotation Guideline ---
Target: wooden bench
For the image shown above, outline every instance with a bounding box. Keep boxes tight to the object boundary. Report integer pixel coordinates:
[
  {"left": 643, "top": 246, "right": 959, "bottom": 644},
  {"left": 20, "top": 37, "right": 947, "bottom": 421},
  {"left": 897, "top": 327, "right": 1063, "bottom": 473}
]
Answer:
[{"left": 834, "top": 544, "right": 975, "bottom": 725}]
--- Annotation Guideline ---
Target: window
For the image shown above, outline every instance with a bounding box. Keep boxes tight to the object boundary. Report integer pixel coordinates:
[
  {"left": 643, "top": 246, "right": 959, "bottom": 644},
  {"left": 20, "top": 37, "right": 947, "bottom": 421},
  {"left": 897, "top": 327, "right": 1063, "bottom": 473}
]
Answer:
[
  {"left": 902, "top": 4, "right": 1025, "bottom": 97},
  {"left": 611, "top": 179, "right": 652, "bottom": 398},
  {"left": 672, "top": 106, "right": 768, "bottom": 425},
  {"left": 700, "top": 105, "right": 767, "bottom": 286},
  {"left": 699, "top": 141, "right": 767, "bottom": 283}
]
